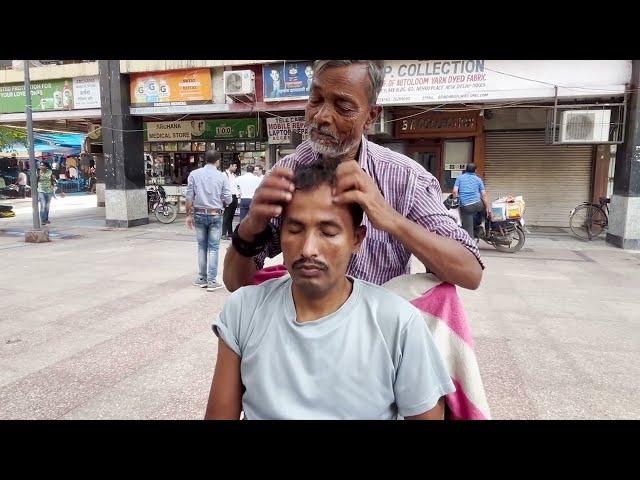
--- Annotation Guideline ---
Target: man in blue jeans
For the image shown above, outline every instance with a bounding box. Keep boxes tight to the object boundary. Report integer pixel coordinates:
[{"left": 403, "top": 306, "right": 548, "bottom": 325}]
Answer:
[
  {"left": 37, "top": 162, "right": 56, "bottom": 225},
  {"left": 185, "top": 151, "right": 232, "bottom": 292}
]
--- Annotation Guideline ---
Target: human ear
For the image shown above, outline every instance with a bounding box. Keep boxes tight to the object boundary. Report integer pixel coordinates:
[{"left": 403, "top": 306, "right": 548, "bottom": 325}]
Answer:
[
  {"left": 364, "top": 105, "right": 382, "bottom": 131},
  {"left": 353, "top": 225, "right": 366, "bottom": 253}
]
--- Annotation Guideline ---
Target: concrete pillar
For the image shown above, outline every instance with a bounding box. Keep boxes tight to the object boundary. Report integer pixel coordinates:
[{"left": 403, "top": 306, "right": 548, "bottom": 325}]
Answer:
[
  {"left": 99, "top": 60, "right": 148, "bottom": 228},
  {"left": 95, "top": 153, "right": 105, "bottom": 207},
  {"left": 607, "top": 60, "right": 640, "bottom": 250}
]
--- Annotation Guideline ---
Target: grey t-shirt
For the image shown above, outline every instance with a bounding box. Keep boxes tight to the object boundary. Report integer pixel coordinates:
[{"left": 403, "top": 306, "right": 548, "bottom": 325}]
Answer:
[{"left": 212, "top": 276, "right": 455, "bottom": 420}]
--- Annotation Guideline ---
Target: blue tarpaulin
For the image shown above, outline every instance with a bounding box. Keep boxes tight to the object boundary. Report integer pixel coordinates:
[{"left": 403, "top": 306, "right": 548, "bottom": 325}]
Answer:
[{"left": 2, "top": 131, "right": 84, "bottom": 156}]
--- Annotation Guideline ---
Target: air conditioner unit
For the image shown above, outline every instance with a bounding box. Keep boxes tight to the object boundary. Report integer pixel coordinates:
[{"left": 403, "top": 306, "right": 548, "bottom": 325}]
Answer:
[
  {"left": 560, "top": 109, "right": 611, "bottom": 143},
  {"left": 224, "top": 70, "right": 255, "bottom": 96},
  {"left": 370, "top": 107, "right": 392, "bottom": 137}
]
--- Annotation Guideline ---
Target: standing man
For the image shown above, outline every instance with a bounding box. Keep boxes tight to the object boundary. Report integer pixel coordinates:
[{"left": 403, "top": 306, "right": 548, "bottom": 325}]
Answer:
[
  {"left": 254, "top": 165, "right": 264, "bottom": 178},
  {"left": 185, "top": 150, "right": 231, "bottom": 292},
  {"left": 222, "top": 162, "right": 240, "bottom": 240},
  {"left": 452, "top": 163, "right": 490, "bottom": 238},
  {"left": 223, "top": 60, "right": 484, "bottom": 292},
  {"left": 235, "top": 164, "right": 262, "bottom": 223},
  {"left": 17, "top": 168, "right": 28, "bottom": 198},
  {"left": 37, "top": 162, "right": 55, "bottom": 225}
]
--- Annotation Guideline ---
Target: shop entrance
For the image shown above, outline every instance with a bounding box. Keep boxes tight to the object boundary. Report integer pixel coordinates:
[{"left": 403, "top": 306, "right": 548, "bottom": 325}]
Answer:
[{"left": 407, "top": 145, "right": 441, "bottom": 179}]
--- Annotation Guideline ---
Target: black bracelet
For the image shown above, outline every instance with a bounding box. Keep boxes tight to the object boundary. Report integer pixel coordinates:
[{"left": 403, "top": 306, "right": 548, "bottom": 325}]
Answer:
[{"left": 231, "top": 222, "right": 275, "bottom": 258}]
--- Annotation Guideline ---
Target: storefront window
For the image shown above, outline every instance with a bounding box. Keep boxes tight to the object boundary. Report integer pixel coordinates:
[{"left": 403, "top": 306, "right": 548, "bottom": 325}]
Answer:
[{"left": 442, "top": 140, "right": 473, "bottom": 191}]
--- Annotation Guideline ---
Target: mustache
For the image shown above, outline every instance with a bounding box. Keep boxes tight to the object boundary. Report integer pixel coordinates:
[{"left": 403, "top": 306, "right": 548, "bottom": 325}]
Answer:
[
  {"left": 308, "top": 123, "right": 338, "bottom": 140},
  {"left": 292, "top": 257, "right": 328, "bottom": 271}
]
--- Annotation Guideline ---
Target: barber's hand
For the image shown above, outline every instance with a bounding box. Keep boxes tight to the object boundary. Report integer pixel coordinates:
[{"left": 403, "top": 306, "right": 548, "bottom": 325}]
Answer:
[
  {"left": 186, "top": 215, "right": 194, "bottom": 230},
  {"left": 239, "top": 166, "right": 295, "bottom": 240},
  {"left": 332, "top": 160, "right": 397, "bottom": 232}
]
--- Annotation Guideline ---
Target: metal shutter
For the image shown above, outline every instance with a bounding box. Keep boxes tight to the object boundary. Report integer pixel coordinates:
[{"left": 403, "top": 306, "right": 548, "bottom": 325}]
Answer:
[{"left": 485, "top": 130, "right": 593, "bottom": 227}]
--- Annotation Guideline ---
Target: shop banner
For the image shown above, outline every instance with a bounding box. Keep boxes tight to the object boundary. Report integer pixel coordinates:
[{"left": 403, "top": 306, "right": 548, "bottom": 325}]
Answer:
[
  {"left": 377, "top": 60, "right": 630, "bottom": 105},
  {"left": 145, "top": 118, "right": 259, "bottom": 141},
  {"left": 263, "top": 62, "right": 314, "bottom": 101},
  {"left": 130, "top": 69, "right": 213, "bottom": 107},
  {"left": 73, "top": 76, "right": 101, "bottom": 109},
  {"left": 0, "top": 78, "right": 73, "bottom": 113},
  {"left": 266, "top": 116, "right": 309, "bottom": 144}
]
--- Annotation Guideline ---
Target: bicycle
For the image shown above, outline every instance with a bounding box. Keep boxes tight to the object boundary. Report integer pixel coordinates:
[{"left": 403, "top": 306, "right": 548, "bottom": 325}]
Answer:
[{"left": 569, "top": 197, "right": 609, "bottom": 240}]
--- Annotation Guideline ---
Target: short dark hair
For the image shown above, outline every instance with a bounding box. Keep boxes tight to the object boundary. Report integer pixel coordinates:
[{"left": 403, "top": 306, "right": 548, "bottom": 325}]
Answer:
[
  {"left": 313, "top": 60, "right": 385, "bottom": 106},
  {"left": 292, "top": 162, "right": 363, "bottom": 229},
  {"left": 245, "top": 164, "right": 255, "bottom": 174},
  {"left": 205, "top": 150, "right": 221, "bottom": 164},
  {"left": 465, "top": 163, "right": 477, "bottom": 173}
]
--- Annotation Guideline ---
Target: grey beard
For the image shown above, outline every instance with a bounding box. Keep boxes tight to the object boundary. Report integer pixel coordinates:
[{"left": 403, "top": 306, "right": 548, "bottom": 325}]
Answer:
[{"left": 309, "top": 136, "right": 359, "bottom": 160}]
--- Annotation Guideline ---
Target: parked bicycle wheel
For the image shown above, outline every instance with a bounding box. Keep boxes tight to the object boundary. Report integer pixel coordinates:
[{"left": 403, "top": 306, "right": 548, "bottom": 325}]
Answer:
[
  {"left": 569, "top": 204, "right": 607, "bottom": 240},
  {"left": 155, "top": 203, "right": 177, "bottom": 224}
]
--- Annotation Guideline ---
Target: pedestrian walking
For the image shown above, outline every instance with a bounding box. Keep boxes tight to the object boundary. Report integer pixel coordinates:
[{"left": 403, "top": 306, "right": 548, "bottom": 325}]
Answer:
[
  {"left": 37, "top": 162, "right": 55, "bottom": 225},
  {"left": 185, "top": 150, "right": 232, "bottom": 292},
  {"left": 221, "top": 162, "right": 239, "bottom": 239},
  {"left": 17, "top": 169, "right": 28, "bottom": 198},
  {"left": 235, "top": 164, "right": 262, "bottom": 223}
]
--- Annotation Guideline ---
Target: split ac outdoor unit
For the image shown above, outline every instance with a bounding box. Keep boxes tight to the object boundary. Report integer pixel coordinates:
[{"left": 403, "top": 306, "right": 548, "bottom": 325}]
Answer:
[
  {"left": 224, "top": 70, "right": 256, "bottom": 96},
  {"left": 371, "top": 107, "right": 392, "bottom": 136},
  {"left": 560, "top": 109, "right": 611, "bottom": 143}
]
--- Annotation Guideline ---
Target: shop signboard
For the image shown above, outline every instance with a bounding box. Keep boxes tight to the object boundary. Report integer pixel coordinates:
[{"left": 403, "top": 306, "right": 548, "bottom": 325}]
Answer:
[
  {"left": 377, "top": 60, "right": 630, "bottom": 105},
  {"left": 0, "top": 78, "right": 73, "bottom": 113},
  {"left": 130, "top": 69, "right": 213, "bottom": 107},
  {"left": 145, "top": 118, "right": 259, "bottom": 142},
  {"left": 202, "top": 119, "right": 259, "bottom": 139},
  {"left": 395, "top": 110, "right": 480, "bottom": 138},
  {"left": 266, "top": 116, "right": 309, "bottom": 144},
  {"left": 73, "top": 76, "right": 101, "bottom": 109},
  {"left": 263, "top": 61, "right": 314, "bottom": 101}
]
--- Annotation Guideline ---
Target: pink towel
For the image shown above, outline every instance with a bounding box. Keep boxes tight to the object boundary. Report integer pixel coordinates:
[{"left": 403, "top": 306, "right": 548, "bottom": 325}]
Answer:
[{"left": 251, "top": 266, "right": 491, "bottom": 420}]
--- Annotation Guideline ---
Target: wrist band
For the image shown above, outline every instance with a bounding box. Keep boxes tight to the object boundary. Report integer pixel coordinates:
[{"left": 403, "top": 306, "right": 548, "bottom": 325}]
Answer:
[{"left": 232, "top": 223, "right": 275, "bottom": 258}]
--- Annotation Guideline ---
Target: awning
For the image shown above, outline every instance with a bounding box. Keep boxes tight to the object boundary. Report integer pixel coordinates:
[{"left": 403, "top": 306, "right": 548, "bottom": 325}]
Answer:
[{"left": 2, "top": 131, "right": 84, "bottom": 157}]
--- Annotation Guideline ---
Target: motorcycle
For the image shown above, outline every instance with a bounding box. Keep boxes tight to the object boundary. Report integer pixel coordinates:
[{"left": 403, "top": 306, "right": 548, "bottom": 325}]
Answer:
[
  {"left": 474, "top": 214, "right": 526, "bottom": 253},
  {"left": 147, "top": 185, "right": 178, "bottom": 224},
  {"left": 444, "top": 194, "right": 526, "bottom": 253}
]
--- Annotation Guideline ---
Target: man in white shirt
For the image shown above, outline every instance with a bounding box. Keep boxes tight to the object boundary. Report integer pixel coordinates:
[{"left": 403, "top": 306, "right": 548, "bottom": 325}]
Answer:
[
  {"left": 235, "top": 165, "right": 262, "bottom": 224},
  {"left": 222, "top": 162, "right": 240, "bottom": 240},
  {"left": 17, "top": 170, "right": 28, "bottom": 198}
]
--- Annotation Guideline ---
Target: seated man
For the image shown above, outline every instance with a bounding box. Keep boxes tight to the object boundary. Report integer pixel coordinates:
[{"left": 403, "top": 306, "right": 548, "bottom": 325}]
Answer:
[{"left": 204, "top": 162, "right": 455, "bottom": 420}]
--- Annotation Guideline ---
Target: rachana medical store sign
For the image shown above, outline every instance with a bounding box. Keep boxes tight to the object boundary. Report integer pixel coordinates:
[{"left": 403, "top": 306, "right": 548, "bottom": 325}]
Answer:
[{"left": 376, "top": 60, "right": 630, "bottom": 105}]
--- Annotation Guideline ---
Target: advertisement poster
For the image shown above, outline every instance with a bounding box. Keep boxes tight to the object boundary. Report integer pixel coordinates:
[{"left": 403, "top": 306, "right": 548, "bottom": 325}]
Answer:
[
  {"left": 266, "top": 116, "right": 309, "bottom": 144},
  {"left": 263, "top": 61, "right": 314, "bottom": 101},
  {"left": 73, "top": 76, "right": 101, "bottom": 109},
  {"left": 145, "top": 119, "right": 259, "bottom": 141},
  {"left": 0, "top": 78, "right": 73, "bottom": 113},
  {"left": 130, "top": 69, "right": 213, "bottom": 107}
]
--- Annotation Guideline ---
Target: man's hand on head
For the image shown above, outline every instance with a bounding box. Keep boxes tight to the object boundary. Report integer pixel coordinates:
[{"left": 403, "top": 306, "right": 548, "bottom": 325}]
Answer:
[
  {"left": 238, "top": 166, "right": 295, "bottom": 241},
  {"left": 332, "top": 160, "right": 399, "bottom": 232}
]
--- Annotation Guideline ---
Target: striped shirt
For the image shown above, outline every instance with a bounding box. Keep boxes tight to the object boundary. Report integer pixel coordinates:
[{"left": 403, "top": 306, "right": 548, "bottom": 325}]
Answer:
[{"left": 254, "top": 136, "right": 484, "bottom": 285}]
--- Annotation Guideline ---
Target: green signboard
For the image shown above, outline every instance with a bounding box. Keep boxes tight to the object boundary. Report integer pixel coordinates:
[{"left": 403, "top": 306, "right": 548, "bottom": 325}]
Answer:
[
  {"left": 143, "top": 119, "right": 261, "bottom": 141},
  {"left": 0, "top": 78, "right": 74, "bottom": 114},
  {"left": 203, "top": 119, "right": 259, "bottom": 139}
]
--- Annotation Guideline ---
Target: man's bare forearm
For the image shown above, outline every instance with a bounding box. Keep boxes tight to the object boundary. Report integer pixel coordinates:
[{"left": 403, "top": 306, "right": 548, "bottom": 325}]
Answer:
[
  {"left": 222, "top": 247, "right": 258, "bottom": 292},
  {"left": 387, "top": 212, "right": 482, "bottom": 290}
]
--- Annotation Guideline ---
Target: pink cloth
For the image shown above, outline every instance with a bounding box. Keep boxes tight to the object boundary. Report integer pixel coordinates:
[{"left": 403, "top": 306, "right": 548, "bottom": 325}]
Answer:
[{"left": 251, "top": 266, "right": 490, "bottom": 420}]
